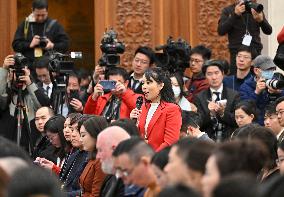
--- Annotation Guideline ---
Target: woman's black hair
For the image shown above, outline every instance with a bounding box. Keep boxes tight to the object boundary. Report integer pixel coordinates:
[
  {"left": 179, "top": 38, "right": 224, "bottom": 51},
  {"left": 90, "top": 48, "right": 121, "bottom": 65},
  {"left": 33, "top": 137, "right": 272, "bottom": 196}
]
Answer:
[
  {"left": 151, "top": 146, "right": 171, "bottom": 170},
  {"left": 235, "top": 100, "right": 258, "bottom": 122},
  {"left": 82, "top": 116, "right": 109, "bottom": 159},
  {"left": 170, "top": 72, "right": 186, "bottom": 100},
  {"left": 144, "top": 67, "right": 175, "bottom": 103},
  {"left": 44, "top": 115, "right": 67, "bottom": 159}
]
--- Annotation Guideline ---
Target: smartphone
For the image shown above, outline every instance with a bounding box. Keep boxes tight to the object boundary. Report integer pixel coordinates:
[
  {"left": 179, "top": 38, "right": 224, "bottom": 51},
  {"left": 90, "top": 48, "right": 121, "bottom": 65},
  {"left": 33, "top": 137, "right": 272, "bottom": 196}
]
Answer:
[
  {"left": 69, "top": 90, "right": 80, "bottom": 100},
  {"left": 99, "top": 80, "right": 117, "bottom": 91}
]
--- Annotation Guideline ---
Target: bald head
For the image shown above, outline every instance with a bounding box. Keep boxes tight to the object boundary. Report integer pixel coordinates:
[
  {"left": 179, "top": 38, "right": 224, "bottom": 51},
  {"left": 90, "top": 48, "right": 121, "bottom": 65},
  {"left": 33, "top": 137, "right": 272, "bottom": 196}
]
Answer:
[
  {"left": 35, "top": 107, "right": 54, "bottom": 132},
  {"left": 0, "top": 157, "right": 29, "bottom": 176},
  {"left": 96, "top": 126, "right": 130, "bottom": 174}
]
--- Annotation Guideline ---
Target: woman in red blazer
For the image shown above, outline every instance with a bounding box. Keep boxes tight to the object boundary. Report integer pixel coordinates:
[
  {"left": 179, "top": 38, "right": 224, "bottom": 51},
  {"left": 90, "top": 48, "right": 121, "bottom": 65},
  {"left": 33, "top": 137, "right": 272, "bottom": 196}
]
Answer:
[
  {"left": 79, "top": 116, "right": 108, "bottom": 197},
  {"left": 131, "top": 68, "right": 182, "bottom": 151}
]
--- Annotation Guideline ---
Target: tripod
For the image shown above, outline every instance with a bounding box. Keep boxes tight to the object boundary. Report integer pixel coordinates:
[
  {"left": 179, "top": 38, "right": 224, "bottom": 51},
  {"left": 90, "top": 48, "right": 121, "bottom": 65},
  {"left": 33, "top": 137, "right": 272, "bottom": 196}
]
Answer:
[
  {"left": 15, "top": 87, "right": 33, "bottom": 155},
  {"left": 52, "top": 74, "right": 69, "bottom": 115}
]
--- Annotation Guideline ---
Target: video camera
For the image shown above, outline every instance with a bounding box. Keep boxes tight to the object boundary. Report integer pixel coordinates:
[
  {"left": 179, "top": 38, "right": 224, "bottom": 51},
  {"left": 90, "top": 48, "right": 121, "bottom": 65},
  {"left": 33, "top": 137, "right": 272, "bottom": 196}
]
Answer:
[
  {"left": 243, "top": 0, "right": 263, "bottom": 13},
  {"left": 98, "top": 28, "right": 125, "bottom": 67},
  {"left": 47, "top": 51, "right": 82, "bottom": 87},
  {"left": 155, "top": 36, "right": 191, "bottom": 74}
]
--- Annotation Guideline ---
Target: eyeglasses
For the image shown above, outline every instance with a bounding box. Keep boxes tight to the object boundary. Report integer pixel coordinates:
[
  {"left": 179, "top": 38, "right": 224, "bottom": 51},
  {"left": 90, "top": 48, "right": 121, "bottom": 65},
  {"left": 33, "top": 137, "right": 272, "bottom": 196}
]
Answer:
[
  {"left": 115, "top": 168, "right": 133, "bottom": 178},
  {"left": 276, "top": 157, "right": 284, "bottom": 165},
  {"left": 236, "top": 55, "right": 251, "bottom": 60},
  {"left": 190, "top": 58, "right": 203, "bottom": 64},
  {"left": 47, "top": 133, "right": 58, "bottom": 142},
  {"left": 133, "top": 58, "right": 149, "bottom": 65},
  {"left": 276, "top": 110, "right": 284, "bottom": 116}
]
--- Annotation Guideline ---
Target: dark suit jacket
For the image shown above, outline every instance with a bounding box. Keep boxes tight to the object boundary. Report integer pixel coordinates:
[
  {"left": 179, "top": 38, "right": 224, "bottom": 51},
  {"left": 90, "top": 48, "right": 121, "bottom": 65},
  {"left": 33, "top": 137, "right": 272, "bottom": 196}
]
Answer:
[
  {"left": 79, "top": 159, "right": 106, "bottom": 197},
  {"left": 138, "top": 101, "right": 181, "bottom": 151},
  {"left": 194, "top": 87, "right": 240, "bottom": 139},
  {"left": 128, "top": 73, "right": 143, "bottom": 94},
  {"left": 99, "top": 175, "right": 124, "bottom": 197}
]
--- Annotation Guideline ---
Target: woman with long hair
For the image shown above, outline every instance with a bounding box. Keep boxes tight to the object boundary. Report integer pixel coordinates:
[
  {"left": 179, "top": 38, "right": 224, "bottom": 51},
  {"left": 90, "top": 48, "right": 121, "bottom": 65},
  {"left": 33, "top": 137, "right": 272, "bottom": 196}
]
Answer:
[
  {"left": 234, "top": 100, "right": 258, "bottom": 128},
  {"left": 79, "top": 115, "right": 108, "bottom": 197},
  {"left": 130, "top": 67, "right": 182, "bottom": 151}
]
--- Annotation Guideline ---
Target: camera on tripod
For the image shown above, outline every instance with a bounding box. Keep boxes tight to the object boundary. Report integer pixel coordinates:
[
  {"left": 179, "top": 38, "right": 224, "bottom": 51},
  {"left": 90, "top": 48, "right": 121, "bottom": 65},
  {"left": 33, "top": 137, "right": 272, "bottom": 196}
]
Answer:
[
  {"left": 10, "top": 53, "right": 28, "bottom": 85},
  {"left": 243, "top": 0, "right": 263, "bottom": 13},
  {"left": 98, "top": 28, "right": 125, "bottom": 67},
  {"left": 155, "top": 36, "right": 191, "bottom": 74}
]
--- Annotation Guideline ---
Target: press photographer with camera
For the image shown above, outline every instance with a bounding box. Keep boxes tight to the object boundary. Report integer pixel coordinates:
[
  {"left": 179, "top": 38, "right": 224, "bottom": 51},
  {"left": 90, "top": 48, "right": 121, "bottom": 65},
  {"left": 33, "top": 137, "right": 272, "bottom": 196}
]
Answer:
[
  {"left": 217, "top": 0, "right": 272, "bottom": 74},
  {"left": 239, "top": 55, "right": 284, "bottom": 125},
  {"left": 0, "top": 54, "right": 50, "bottom": 150},
  {"left": 12, "top": 0, "right": 69, "bottom": 69},
  {"left": 84, "top": 67, "right": 139, "bottom": 122}
]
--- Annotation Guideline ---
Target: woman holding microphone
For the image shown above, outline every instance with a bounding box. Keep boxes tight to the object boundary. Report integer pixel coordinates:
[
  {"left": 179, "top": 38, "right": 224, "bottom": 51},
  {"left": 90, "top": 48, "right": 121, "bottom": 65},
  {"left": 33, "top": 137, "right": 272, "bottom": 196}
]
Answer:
[{"left": 130, "top": 67, "right": 182, "bottom": 151}]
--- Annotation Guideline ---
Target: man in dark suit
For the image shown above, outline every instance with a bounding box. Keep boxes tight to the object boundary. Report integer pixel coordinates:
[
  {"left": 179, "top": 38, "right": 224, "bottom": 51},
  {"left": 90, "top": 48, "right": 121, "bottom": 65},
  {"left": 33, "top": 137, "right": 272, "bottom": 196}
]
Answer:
[
  {"left": 128, "top": 46, "right": 155, "bottom": 94},
  {"left": 194, "top": 60, "right": 240, "bottom": 141}
]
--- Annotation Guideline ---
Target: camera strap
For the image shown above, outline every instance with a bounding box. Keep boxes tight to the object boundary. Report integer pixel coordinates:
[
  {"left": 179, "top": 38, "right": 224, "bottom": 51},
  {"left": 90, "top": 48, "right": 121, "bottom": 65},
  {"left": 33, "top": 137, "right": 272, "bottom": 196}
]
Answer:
[
  {"left": 24, "top": 17, "right": 29, "bottom": 40},
  {"left": 241, "top": 14, "right": 252, "bottom": 46}
]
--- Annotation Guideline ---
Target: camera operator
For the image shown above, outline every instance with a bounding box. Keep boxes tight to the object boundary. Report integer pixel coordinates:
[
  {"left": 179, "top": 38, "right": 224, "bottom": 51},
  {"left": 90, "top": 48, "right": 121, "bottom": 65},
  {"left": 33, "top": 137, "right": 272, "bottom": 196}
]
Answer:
[
  {"left": 217, "top": 0, "right": 272, "bottom": 74},
  {"left": 240, "top": 55, "right": 284, "bottom": 125},
  {"left": 0, "top": 55, "right": 50, "bottom": 149},
  {"left": 84, "top": 67, "right": 139, "bottom": 122},
  {"left": 12, "top": 0, "right": 69, "bottom": 70}
]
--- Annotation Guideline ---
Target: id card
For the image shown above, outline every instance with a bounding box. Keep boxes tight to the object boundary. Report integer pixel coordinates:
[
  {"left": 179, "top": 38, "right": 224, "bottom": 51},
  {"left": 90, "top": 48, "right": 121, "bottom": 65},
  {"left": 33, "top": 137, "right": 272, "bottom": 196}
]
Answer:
[
  {"left": 34, "top": 47, "right": 43, "bottom": 57},
  {"left": 242, "top": 34, "right": 252, "bottom": 46}
]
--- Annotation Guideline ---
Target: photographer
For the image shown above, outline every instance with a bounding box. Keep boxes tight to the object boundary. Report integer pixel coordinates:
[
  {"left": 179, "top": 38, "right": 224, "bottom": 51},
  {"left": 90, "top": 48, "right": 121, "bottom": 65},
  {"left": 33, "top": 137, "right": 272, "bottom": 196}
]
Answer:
[
  {"left": 84, "top": 67, "right": 139, "bottom": 122},
  {"left": 217, "top": 0, "right": 272, "bottom": 74},
  {"left": 0, "top": 55, "right": 50, "bottom": 148},
  {"left": 12, "top": 0, "right": 69, "bottom": 69},
  {"left": 239, "top": 55, "right": 284, "bottom": 125}
]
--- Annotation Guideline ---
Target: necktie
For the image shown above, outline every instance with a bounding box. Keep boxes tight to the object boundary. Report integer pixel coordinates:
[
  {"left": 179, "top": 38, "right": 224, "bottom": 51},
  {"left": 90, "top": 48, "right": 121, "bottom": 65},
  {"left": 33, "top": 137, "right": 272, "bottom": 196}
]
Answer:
[
  {"left": 132, "top": 79, "right": 139, "bottom": 90},
  {"left": 45, "top": 86, "right": 50, "bottom": 97},
  {"left": 213, "top": 91, "right": 221, "bottom": 102}
]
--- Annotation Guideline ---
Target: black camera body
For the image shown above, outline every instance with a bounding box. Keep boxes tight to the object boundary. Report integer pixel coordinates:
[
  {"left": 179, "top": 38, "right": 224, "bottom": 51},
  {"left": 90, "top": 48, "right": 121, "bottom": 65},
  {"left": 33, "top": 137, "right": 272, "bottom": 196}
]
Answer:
[
  {"left": 13, "top": 53, "right": 28, "bottom": 81},
  {"left": 38, "top": 36, "right": 48, "bottom": 48},
  {"left": 155, "top": 36, "right": 191, "bottom": 74},
  {"left": 99, "top": 29, "right": 125, "bottom": 67},
  {"left": 243, "top": 0, "right": 263, "bottom": 13}
]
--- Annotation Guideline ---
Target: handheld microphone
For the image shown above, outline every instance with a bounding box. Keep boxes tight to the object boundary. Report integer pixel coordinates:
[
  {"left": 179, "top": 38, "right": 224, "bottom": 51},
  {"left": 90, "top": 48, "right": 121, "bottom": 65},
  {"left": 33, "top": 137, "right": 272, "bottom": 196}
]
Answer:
[{"left": 133, "top": 96, "right": 143, "bottom": 123}]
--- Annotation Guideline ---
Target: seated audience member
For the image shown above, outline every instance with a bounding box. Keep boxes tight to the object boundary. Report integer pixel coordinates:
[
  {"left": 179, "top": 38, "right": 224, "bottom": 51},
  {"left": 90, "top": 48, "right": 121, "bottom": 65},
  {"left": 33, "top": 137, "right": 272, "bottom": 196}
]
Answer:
[
  {"left": 84, "top": 67, "right": 138, "bottom": 122},
  {"left": 223, "top": 46, "right": 255, "bottom": 91},
  {"left": 212, "top": 174, "right": 259, "bottom": 197},
  {"left": 113, "top": 138, "right": 154, "bottom": 197},
  {"left": 33, "top": 107, "right": 56, "bottom": 162},
  {"left": 277, "top": 140, "right": 284, "bottom": 175},
  {"left": 96, "top": 126, "right": 131, "bottom": 197},
  {"left": 110, "top": 118, "right": 139, "bottom": 136},
  {"left": 264, "top": 103, "right": 284, "bottom": 143},
  {"left": 129, "top": 46, "right": 155, "bottom": 94},
  {"left": 170, "top": 72, "right": 197, "bottom": 111},
  {"left": 185, "top": 45, "right": 211, "bottom": 102},
  {"left": 194, "top": 60, "right": 239, "bottom": 141},
  {"left": 233, "top": 125, "right": 279, "bottom": 182},
  {"left": 35, "top": 115, "right": 68, "bottom": 174},
  {"left": 0, "top": 157, "right": 29, "bottom": 177},
  {"left": 180, "top": 111, "right": 212, "bottom": 141},
  {"left": 240, "top": 55, "right": 284, "bottom": 125},
  {"left": 165, "top": 138, "right": 215, "bottom": 194},
  {"left": 234, "top": 100, "right": 258, "bottom": 127},
  {"left": 150, "top": 147, "right": 171, "bottom": 190},
  {"left": 202, "top": 140, "right": 266, "bottom": 197},
  {"left": 130, "top": 67, "right": 182, "bottom": 151},
  {"left": 158, "top": 184, "right": 201, "bottom": 197},
  {"left": 8, "top": 166, "right": 65, "bottom": 197},
  {"left": 77, "top": 68, "right": 92, "bottom": 102},
  {"left": 275, "top": 97, "right": 284, "bottom": 142},
  {"left": 79, "top": 116, "right": 108, "bottom": 197}
]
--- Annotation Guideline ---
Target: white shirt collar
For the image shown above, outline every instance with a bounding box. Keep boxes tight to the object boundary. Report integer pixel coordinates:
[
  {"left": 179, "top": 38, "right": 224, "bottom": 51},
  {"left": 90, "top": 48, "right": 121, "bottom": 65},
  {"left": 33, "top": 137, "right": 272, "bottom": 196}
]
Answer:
[
  {"left": 277, "top": 128, "right": 284, "bottom": 139},
  {"left": 42, "top": 83, "right": 53, "bottom": 89},
  {"left": 210, "top": 84, "right": 223, "bottom": 94}
]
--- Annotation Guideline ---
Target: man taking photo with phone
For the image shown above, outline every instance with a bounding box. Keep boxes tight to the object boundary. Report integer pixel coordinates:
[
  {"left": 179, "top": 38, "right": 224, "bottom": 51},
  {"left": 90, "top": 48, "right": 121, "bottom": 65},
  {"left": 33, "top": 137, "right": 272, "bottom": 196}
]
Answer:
[{"left": 84, "top": 67, "right": 139, "bottom": 122}]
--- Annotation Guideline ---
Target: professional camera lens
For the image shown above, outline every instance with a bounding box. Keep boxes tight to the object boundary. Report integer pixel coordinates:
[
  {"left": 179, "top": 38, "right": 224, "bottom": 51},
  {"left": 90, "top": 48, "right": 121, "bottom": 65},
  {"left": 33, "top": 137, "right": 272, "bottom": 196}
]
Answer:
[{"left": 39, "top": 37, "right": 48, "bottom": 48}]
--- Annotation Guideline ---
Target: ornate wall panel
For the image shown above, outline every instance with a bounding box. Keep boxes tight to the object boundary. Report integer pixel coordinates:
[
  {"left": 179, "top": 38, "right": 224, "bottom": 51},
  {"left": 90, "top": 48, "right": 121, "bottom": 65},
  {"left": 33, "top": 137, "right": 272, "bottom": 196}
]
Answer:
[{"left": 196, "top": 0, "right": 235, "bottom": 60}]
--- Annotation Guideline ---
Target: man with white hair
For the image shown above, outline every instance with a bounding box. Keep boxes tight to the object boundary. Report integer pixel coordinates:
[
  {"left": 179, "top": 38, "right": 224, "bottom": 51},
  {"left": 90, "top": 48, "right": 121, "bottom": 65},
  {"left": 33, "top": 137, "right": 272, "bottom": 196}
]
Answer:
[{"left": 96, "top": 126, "right": 130, "bottom": 197}]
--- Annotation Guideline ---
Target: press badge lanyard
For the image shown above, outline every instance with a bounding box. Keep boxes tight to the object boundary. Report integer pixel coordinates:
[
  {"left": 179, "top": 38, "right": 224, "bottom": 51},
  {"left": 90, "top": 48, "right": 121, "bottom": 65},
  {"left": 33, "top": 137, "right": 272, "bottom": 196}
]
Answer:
[{"left": 242, "top": 14, "right": 252, "bottom": 46}]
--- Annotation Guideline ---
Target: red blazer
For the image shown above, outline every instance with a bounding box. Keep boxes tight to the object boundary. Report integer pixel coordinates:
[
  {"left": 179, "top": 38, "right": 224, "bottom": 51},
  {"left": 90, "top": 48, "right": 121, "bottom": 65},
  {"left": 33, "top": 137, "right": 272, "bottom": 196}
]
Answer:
[
  {"left": 83, "top": 89, "right": 139, "bottom": 119},
  {"left": 138, "top": 101, "right": 181, "bottom": 152},
  {"left": 79, "top": 159, "right": 106, "bottom": 197},
  {"left": 277, "top": 26, "right": 284, "bottom": 44}
]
